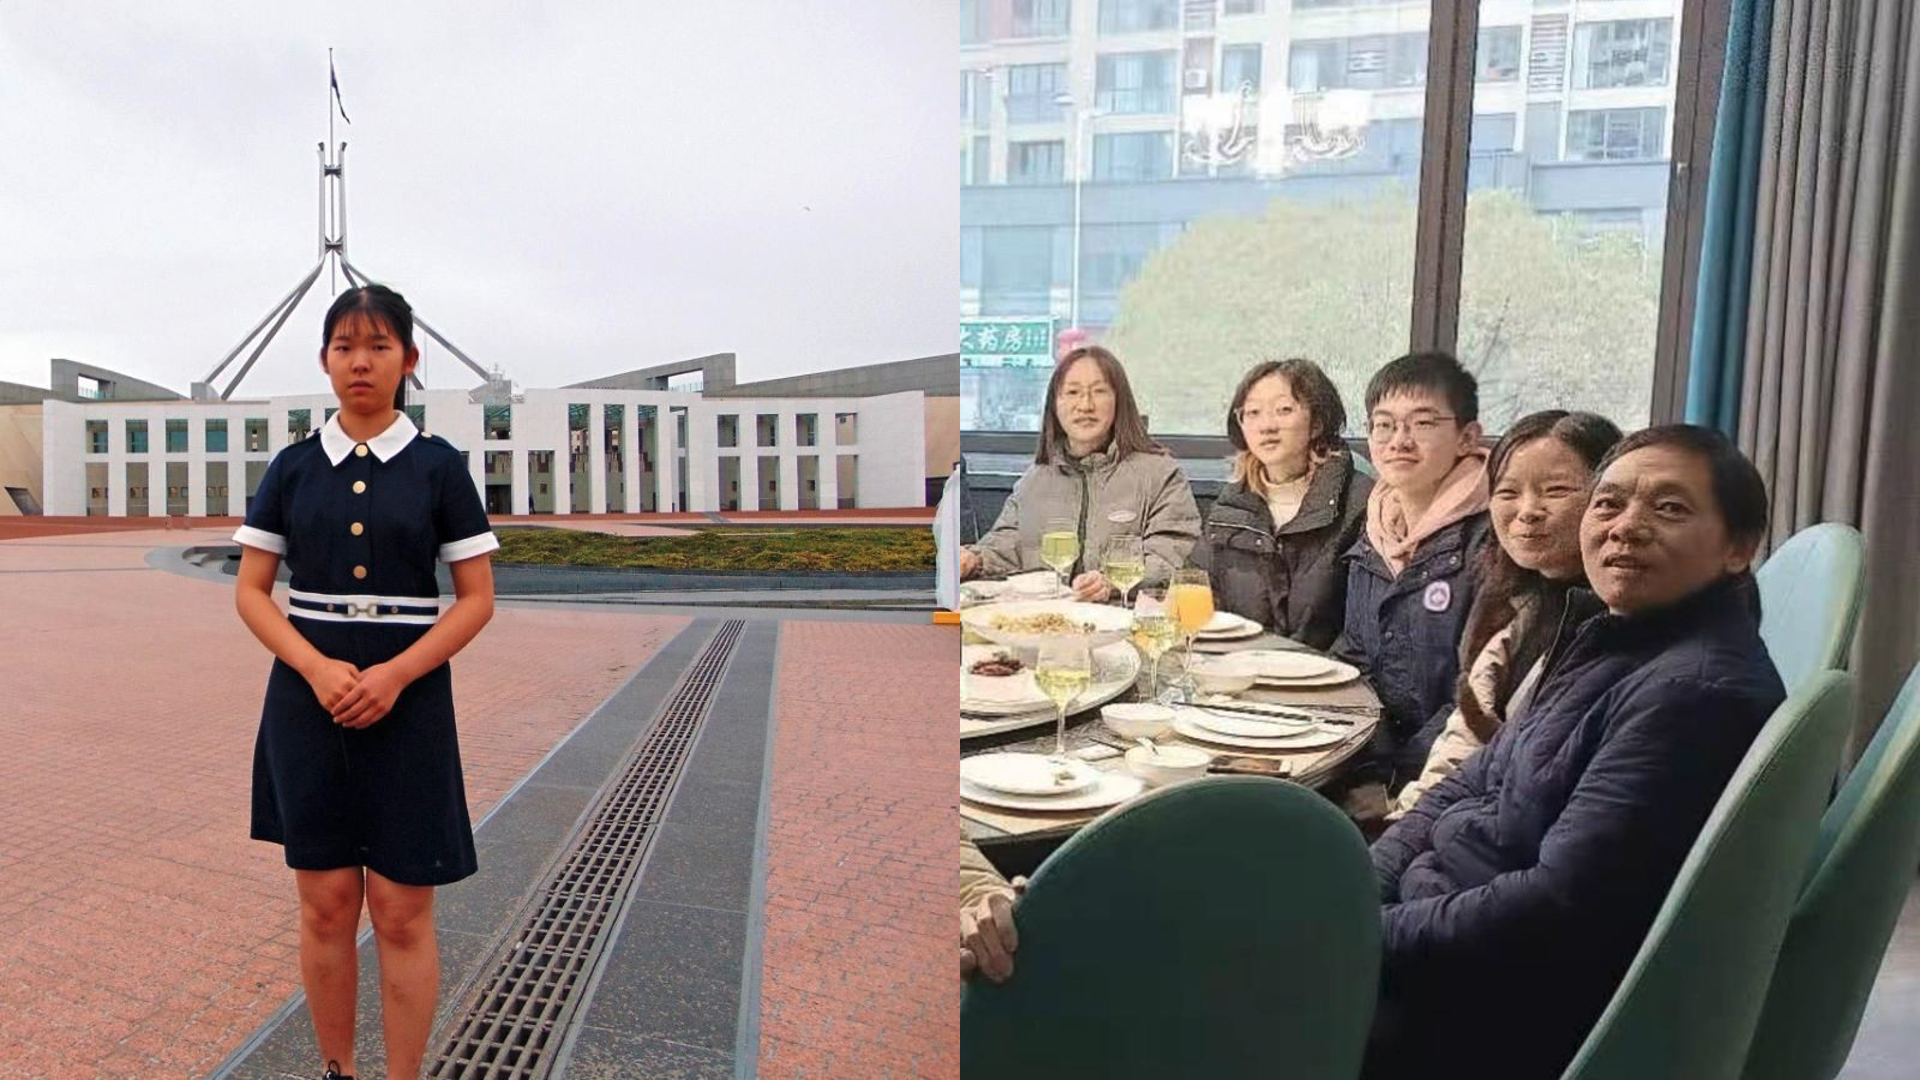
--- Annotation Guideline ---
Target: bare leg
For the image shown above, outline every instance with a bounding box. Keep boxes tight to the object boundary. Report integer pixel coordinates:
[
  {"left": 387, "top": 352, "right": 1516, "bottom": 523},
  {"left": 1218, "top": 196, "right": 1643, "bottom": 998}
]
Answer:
[
  {"left": 296, "top": 868, "right": 367, "bottom": 1076},
  {"left": 366, "top": 869, "right": 439, "bottom": 1079}
]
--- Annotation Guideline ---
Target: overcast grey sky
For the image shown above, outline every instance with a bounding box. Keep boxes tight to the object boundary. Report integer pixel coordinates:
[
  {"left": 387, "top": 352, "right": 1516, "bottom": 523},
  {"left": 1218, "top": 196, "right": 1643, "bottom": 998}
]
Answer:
[{"left": 0, "top": 1, "right": 956, "bottom": 398}]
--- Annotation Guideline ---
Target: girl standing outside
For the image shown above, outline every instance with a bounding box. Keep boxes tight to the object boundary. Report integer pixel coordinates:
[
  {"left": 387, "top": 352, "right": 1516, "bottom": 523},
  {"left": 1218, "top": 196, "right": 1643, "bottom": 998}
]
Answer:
[{"left": 233, "top": 284, "right": 498, "bottom": 1080}]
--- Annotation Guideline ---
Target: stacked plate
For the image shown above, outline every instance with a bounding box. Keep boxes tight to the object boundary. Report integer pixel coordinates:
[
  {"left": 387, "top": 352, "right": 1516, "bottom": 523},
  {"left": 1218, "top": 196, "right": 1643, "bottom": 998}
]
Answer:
[
  {"left": 1169, "top": 705, "right": 1353, "bottom": 751},
  {"left": 960, "top": 752, "right": 1145, "bottom": 812},
  {"left": 960, "top": 642, "right": 1140, "bottom": 739},
  {"left": 1194, "top": 611, "right": 1264, "bottom": 643},
  {"left": 1232, "top": 649, "right": 1362, "bottom": 688}
]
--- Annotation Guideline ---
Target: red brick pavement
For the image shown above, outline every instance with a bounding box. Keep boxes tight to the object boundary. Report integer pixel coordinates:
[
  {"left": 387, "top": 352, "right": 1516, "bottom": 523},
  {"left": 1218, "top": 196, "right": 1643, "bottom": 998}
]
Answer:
[
  {"left": 0, "top": 528, "right": 686, "bottom": 1076},
  {"left": 758, "top": 621, "right": 959, "bottom": 1079}
]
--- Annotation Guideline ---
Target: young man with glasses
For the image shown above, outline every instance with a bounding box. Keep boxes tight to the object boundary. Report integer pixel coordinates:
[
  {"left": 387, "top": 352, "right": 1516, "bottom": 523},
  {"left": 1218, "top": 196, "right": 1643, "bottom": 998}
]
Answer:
[{"left": 1331, "top": 352, "right": 1494, "bottom": 822}]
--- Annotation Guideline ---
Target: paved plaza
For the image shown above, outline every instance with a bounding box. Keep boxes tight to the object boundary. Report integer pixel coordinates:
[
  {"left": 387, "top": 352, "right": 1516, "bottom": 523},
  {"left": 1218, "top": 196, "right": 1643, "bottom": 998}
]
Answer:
[{"left": 0, "top": 519, "right": 955, "bottom": 1077}]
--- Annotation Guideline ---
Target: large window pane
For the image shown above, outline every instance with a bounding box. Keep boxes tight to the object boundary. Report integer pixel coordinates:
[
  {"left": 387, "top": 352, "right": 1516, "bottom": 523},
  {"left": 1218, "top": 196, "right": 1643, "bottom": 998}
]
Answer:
[
  {"left": 1007, "top": 63, "right": 1069, "bottom": 123},
  {"left": 1011, "top": 0, "right": 1070, "bottom": 39},
  {"left": 1457, "top": 2, "right": 1683, "bottom": 431},
  {"left": 961, "top": 2, "right": 1428, "bottom": 434}
]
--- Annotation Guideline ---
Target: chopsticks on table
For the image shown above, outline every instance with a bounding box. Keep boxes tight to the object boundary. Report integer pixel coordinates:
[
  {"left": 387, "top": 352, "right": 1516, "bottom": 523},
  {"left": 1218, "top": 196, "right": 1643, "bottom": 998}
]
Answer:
[{"left": 1193, "top": 700, "right": 1357, "bottom": 728}]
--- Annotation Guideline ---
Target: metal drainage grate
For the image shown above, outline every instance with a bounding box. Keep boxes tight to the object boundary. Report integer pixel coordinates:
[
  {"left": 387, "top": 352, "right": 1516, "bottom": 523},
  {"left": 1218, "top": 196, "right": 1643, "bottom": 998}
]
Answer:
[{"left": 426, "top": 619, "right": 746, "bottom": 1078}]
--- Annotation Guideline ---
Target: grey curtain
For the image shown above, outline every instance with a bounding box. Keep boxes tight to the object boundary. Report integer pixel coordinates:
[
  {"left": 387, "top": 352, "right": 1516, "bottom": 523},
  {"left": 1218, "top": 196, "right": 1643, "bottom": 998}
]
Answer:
[{"left": 1735, "top": 0, "right": 1920, "bottom": 741}]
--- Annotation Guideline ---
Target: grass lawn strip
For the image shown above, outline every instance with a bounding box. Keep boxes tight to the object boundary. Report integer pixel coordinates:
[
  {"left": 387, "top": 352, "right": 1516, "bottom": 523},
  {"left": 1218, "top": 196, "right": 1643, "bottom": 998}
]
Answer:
[{"left": 495, "top": 526, "right": 935, "bottom": 572}]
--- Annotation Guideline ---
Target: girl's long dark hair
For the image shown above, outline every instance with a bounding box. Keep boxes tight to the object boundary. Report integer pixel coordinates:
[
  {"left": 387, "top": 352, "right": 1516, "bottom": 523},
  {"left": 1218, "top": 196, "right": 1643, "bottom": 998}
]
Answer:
[
  {"left": 322, "top": 284, "right": 417, "bottom": 411},
  {"left": 1034, "top": 345, "right": 1164, "bottom": 464},
  {"left": 1457, "top": 409, "right": 1623, "bottom": 737}
]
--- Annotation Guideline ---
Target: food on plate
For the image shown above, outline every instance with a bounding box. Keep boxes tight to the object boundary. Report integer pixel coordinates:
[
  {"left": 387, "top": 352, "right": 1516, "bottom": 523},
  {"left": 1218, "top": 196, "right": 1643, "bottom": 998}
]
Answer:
[
  {"left": 988, "top": 612, "right": 1097, "bottom": 636},
  {"left": 968, "top": 653, "right": 1025, "bottom": 677}
]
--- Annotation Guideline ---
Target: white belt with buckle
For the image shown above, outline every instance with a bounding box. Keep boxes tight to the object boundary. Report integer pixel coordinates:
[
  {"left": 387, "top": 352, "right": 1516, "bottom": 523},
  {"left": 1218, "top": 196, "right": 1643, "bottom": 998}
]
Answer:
[{"left": 288, "top": 588, "right": 443, "bottom": 625}]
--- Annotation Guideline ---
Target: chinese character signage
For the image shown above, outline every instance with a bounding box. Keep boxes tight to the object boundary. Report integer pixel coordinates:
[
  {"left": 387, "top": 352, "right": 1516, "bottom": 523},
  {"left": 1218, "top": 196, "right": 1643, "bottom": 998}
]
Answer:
[{"left": 960, "top": 318, "right": 1055, "bottom": 368}]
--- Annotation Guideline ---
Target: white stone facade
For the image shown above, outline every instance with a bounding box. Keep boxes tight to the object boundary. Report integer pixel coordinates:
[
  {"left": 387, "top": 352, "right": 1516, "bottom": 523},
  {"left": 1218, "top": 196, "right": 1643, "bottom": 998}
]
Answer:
[{"left": 41, "top": 387, "right": 925, "bottom": 517}]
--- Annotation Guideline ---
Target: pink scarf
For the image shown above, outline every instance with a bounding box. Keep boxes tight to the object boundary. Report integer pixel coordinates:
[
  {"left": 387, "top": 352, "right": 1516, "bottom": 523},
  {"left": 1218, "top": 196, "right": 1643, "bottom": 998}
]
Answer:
[{"left": 1366, "top": 448, "right": 1491, "bottom": 578}]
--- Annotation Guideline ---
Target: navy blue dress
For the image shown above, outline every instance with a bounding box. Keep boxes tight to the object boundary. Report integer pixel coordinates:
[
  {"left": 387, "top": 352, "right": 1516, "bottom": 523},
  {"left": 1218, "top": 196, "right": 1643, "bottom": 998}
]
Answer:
[{"left": 235, "top": 413, "right": 499, "bottom": 887}]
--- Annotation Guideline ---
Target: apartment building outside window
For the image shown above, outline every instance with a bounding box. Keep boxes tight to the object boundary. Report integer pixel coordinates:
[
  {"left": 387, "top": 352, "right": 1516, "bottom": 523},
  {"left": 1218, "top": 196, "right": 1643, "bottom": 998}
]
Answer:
[
  {"left": 1574, "top": 19, "right": 1673, "bottom": 90},
  {"left": 1096, "top": 51, "right": 1177, "bottom": 114}
]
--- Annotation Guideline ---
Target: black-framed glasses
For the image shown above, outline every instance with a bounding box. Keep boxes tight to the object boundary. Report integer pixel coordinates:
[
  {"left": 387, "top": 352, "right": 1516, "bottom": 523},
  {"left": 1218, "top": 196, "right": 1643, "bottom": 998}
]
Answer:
[{"left": 1367, "top": 413, "right": 1457, "bottom": 441}]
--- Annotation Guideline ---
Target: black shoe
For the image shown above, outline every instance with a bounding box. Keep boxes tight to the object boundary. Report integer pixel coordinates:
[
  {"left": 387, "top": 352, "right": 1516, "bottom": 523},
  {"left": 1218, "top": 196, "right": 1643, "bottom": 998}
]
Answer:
[{"left": 322, "top": 1062, "right": 355, "bottom": 1080}]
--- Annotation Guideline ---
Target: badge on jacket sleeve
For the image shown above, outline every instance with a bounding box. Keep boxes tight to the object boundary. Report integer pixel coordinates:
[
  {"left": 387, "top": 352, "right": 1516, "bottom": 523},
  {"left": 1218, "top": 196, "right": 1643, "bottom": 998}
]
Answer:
[
  {"left": 1108, "top": 509, "right": 1138, "bottom": 526},
  {"left": 1423, "top": 581, "right": 1452, "bottom": 613}
]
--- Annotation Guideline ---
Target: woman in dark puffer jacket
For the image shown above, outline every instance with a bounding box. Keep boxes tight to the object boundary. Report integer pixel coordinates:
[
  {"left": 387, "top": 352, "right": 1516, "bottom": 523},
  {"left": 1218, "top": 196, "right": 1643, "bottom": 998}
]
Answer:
[
  {"left": 1200, "top": 359, "right": 1371, "bottom": 651},
  {"left": 1365, "top": 425, "right": 1787, "bottom": 1079}
]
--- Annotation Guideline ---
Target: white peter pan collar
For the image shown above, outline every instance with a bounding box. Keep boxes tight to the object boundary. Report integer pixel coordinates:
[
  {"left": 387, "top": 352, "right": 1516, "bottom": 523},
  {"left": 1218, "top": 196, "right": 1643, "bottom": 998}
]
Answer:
[{"left": 319, "top": 410, "right": 418, "bottom": 466}]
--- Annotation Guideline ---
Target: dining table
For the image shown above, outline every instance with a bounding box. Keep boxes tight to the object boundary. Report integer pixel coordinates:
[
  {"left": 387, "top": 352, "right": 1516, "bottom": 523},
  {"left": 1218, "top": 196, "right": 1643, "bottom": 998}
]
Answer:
[{"left": 960, "top": 627, "right": 1383, "bottom": 878}]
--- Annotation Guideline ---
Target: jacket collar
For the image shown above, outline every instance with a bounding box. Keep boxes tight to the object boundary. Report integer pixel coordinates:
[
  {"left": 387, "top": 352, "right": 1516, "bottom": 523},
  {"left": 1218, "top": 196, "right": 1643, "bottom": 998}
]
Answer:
[
  {"left": 1572, "top": 571, "right": 1761, "bottom": 650},
  {"left": 1215, "top": 452, "right": 1355, "bottom": 535},
  {"left": 319, "top": 410, "right": 417, "bottom": 467}
]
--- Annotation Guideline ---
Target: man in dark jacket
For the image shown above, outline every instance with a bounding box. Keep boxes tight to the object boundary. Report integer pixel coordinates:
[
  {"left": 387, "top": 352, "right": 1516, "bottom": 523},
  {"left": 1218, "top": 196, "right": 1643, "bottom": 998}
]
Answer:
[
  {"left": 1333, "top": 353, "right": 1494, "bottom": 794},
  {"left": 1366, "top": 425, "right": 1785, "bottom": 1079}
]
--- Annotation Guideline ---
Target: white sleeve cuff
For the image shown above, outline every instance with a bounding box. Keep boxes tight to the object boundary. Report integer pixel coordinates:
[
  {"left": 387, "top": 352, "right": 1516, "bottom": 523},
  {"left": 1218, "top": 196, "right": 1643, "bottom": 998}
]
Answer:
[
  {"left": 233, "top": 525, "right": 287, "bottom": 555},
  {"left": 439, "top": 531, "right": 501, "bottom": 563}
]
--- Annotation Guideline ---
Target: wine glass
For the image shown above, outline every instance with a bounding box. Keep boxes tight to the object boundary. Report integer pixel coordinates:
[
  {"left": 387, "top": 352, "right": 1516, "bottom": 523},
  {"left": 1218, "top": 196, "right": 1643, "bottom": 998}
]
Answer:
[
  {"left": 1101, "top": 534, "right": 1146, "bottom": 606},
  {"left": 1039, "top": 518, "right": 1079, "bottom": 597},
  {"left": 1167, "top": 568, "right": 1215, "bottom": 702},
  {"left": 1034, "top": 635, "right": 1093, "bottom": 757},
  {"left": 1130, "top": 587, "right": 1176, "bottom": 699}
]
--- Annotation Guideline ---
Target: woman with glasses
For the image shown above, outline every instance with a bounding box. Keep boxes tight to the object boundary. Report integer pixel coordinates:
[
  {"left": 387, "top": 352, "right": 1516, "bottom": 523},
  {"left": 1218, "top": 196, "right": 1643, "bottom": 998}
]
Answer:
[
  {"left": 1199, "top": 359, "right": 1371, "bottom": 650},
  {"left": 960, "top": 345, "right": 1199, "bottom": 600}
]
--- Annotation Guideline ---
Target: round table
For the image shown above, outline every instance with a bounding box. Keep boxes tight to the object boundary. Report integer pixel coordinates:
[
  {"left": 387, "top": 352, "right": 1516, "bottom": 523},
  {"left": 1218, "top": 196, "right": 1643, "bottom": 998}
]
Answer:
[{"left": 961, "top": 645, "right": 1381, "bottom": 878}]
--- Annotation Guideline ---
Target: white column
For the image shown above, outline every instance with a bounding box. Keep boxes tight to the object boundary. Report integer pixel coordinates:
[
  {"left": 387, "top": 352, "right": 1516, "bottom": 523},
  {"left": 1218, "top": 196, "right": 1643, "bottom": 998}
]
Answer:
[
  {"left": 187, "top": 417, "right": 207, "bottom": 517},
  {"left": 624, "top": 403, "right": 641, "bottom": 513},
  {"left": 818, "top": 451, "right": 839, "bottom": 511},
  {"left": 511, "top": 447, "right": 529, "bottom": 517},
  {"left": 588, "top": 401, "right": 607, "bottom": 514},
  {"left": 656, "top": 413, "right": 677, "bottom": 513}
]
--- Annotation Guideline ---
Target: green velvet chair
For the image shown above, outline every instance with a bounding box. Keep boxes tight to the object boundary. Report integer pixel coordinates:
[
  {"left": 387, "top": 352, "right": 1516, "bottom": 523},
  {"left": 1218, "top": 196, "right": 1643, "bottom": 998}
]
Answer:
[
  {"left": 960, "top": 777, "right": 1380, "bottom": 1079},
  {"left": 1561, "top": 671, "right": 1856, "bottom": 1080},
  {"left": 1740, "top": 663, "right": 1920, "bottom": 1080},
  {"left": 1756, "top": 523, "right": 1865, "bottom": 692}
]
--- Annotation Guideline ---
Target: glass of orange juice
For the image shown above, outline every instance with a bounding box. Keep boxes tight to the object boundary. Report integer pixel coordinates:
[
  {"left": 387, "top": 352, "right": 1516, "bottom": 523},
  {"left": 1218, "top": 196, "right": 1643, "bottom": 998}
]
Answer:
[{"left": 1167, "top": 567, "right": 1214, "bottom": 701}]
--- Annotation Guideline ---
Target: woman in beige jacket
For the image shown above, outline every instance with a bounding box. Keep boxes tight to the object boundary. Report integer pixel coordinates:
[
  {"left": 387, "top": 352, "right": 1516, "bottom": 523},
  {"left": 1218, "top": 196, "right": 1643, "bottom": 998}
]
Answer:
[
  {"left": 960, "top": 345, "right": 1200, "bottom": 601},
  {"left": 1392, "top": 411, "right": 1623, "bottom": 817}
]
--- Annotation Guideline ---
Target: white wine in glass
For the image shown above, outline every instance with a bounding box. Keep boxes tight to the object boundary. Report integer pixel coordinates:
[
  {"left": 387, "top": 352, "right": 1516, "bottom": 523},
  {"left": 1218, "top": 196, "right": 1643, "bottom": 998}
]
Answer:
[
  {"left": 1130, "top": 589, "right": 1177, "bottom": 696},
  {"left": 1034, "top": 636, "right": 1093, "bottom": 756},
  {"left": 1039, "top": 518, "right": 1079, "bottom": 595},
  {"left": 1102, "top": 534, "right": 1146, "bottom": 605}
]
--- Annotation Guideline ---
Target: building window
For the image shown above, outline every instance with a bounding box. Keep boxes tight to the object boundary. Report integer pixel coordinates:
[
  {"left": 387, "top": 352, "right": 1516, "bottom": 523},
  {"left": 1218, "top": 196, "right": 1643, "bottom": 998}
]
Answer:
[
  {"left": 1096, "top": 51, "right": 1177, "bottom": 114},
  {"left": 1223, "top": 0, "right": 1262, "bottom": 13},
  {"left": 76, "top": 375, "right": 103, "bottom": 400},
  {"left": 1281, "top": 116, "right": 1425, "bottom": 176},
  {"left": 1478, "top": 26, "right": 1524, "bottom": 83},
  {"left": 484, "top": 404, "right": 512, "bottom": 441},
  {"left": 966, "top": 135, "right": 991, "bottom": 186},
  {"left": 1099, "top": 0, "right": 1176, "bottom": 35},
  {"left": 85, "top": 420, "right": 108, "bottom": 454},
  {"left": 718, "top": 457, "right": 741, "bottom": 511},
  {"left": 1081, "top": 224, "right": 1163, "bottom": 293},
  {"left": 126, "top": 462, "right": 148, "bottom": 516},
  {"left": 245, "top": 418, "right": 268, "bottom": 451},
  {"left": 1221, "top": 43, "right": 1263, "bottom": 95},
  {"left": 166, "top": 462, "right": 188, "bottom": 515},
  {"left": 1093, "top": 131, "right": 1174, "bottom": 181},
  {"left": 206, "top": 461, "right": 229, "bottom": 517},
  {"left": 756, "top": 414, "right": 779, "bottom": 448},
  {"left": 1006, "top": 63, "right": 1069, "bottom": 123},
  {"left": 1009, "top": 140, "right": 1066, "bottom": 184},
  {"left": 163, "top": 419, "right": 187, "bottom": 454},
  {"left": 287, "top": 409, "right": 311, "bottom": 443},
  {"left": 126, "top": 420, "right": 149, "bottom": 454},
  {"left": 961, "top": 70, "right": 989, "bottom": 127},
  {"left": 962, "top": 0, "right": 988, "bottom": 44},
  {"left": 85, "top": 462, "right": 107, "bottom": 516},
  {"left": 718, "top": 414, "right": 739, "bottom": 449},
  {"left": 797, "top": 456, "right": 820, "bottom": 510},
  {"left": 205, "top": 418, "right": 228, "bottom": 453},
  {"left": 834, "top": 412, "right": 858, "bottom": 446},
  {"left": 1574, "top": 19, "right": 1673, "bottom": 90},
  {"left": 1289, "top": 33, "right": 1428, "bottom": 93},
  {"left": 1011, "top": 0, "right": 1070, "bottom": 38},
  {"left": 835, "top": 455, "right": 859, "bottom": 509},
  {"left": 758, "top": 455, "right": 781, "bottom": 510},
  {"left": 981, "top": 226, "right": 1056, "bottom": 315},
  {"left": 1567, "top": 107, "right": 1666, "bottom": 161},
  {"left": 796, "top": 413, "right": 819, "bottom": 447}
]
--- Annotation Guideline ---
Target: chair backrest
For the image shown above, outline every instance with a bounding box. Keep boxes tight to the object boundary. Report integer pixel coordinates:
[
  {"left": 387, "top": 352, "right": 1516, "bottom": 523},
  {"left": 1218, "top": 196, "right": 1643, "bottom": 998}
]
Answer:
[
  {"left": 961, "top": 777, "right": 1381, "bottom": 1079},
  {"left": 1561, "top": 670, "right": 1855, "bottom": 1080},
  {"left": 1756, "top": 523, "right": 1865, "bottom": 691},
  {"left": 1740, "top": 663, "right": 1920, "bottom": 1080}
]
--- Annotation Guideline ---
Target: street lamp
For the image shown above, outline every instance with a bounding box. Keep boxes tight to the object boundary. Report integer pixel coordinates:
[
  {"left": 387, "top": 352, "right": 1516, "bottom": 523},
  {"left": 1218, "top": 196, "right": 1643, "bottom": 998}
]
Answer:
[{"left": 1053, "top": 92, "right": 1106, "bottom": 331}]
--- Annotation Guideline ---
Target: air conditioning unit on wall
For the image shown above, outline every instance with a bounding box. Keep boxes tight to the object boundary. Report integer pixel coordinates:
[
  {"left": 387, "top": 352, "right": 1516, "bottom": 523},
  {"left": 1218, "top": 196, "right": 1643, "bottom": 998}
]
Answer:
[{"left": 1184, "top": 68, "right": 1210, "bottom": 91}]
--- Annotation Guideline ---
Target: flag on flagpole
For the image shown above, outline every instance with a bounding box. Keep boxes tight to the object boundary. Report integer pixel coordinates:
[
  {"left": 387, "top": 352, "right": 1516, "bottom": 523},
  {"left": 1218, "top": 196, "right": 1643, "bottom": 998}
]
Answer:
[{"left": 330, "top": 55, "right": 352, "bottom": 125}]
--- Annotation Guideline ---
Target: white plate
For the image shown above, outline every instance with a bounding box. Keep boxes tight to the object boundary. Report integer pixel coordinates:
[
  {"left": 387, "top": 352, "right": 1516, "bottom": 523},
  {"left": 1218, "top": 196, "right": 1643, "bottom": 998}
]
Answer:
[
  {"left": 960, "top": 645, "right": 1047, "bottom": 713},
  {"left": 961, "top": 599, "right": 1136, "bottom": 650},
  {"left": 1235, "top": 650, "right": 1340, "bottom": 681},
  {"left": 1196, "top": 612, "right": 1265, "bottom": 640},
  {"left": 1187, "top": 708, "right": 1319, "bottom": 740},
  {"left": 1252, "top": 659, "right": 1363, "bottom": 688},
  {"left": 961, "top": 641, "right": 1140, "bottom": 723},
  {"left": 1171, "top": 709, "right": 1352, "bottom": 750},
  {"left": 960, "top": 771, "right": 1147, "bottom": 813},
  {"left": 961, "top": 752, "right": 1103, "bottom": 796}
]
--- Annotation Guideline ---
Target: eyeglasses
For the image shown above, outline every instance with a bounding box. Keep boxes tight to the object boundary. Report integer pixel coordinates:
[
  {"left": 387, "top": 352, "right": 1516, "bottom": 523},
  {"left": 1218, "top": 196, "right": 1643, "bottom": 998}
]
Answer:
[
  {"left": 1367, "top": 413, "right": 1457, "bottom": 442},
  {"left": 1058, "top": 385, "right": 1114, "bottom": 405},
  {"left": 1234, "top": 404, "right": 1298, "bottom": 425}
]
